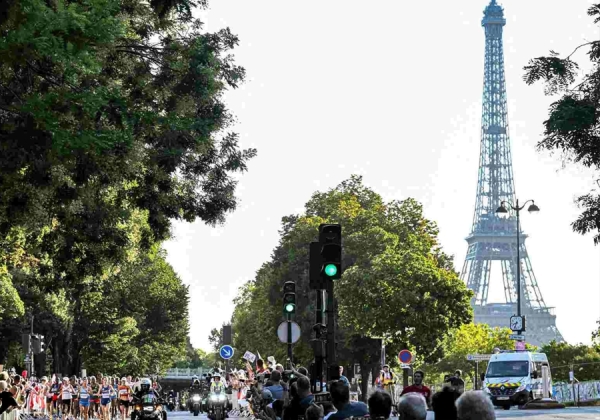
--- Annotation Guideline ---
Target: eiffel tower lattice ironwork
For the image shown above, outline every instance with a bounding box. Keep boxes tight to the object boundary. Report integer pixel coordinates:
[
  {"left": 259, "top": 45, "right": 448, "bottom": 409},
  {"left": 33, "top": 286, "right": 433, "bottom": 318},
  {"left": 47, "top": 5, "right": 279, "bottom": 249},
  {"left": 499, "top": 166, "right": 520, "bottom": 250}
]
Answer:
[{"left": 460, "top": 0, "right": 564, "bottom": 347}]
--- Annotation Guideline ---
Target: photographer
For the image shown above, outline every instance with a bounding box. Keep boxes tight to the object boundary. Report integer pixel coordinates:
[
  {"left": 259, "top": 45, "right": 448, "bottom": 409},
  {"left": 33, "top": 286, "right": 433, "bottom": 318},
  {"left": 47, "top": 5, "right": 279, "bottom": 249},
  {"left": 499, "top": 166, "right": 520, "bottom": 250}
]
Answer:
[{"left": 282, "top": 377, "right": 313, "bottom": 420}]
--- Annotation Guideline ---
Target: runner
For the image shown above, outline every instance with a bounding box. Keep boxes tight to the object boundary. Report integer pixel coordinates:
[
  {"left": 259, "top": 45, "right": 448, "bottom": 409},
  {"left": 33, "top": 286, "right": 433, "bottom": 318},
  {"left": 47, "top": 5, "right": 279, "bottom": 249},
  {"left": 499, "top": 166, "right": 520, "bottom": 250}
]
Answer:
[
  {"left": 79, "top": 378, "right": 92, "bottom": 420},
  {"left": 117, "top": 378, "right": 132, "bottom": 420},
  {"left": 99, "top": 377, "right": 114, "bottom": 420}
]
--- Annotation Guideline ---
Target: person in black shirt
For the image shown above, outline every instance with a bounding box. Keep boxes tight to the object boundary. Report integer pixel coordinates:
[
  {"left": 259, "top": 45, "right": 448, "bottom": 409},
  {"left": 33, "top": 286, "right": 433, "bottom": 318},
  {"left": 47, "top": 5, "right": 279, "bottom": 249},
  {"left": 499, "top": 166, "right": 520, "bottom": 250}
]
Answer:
[
  {"left": 0, "top": 382, "right": 19, "bottom": 415},
  {"left": 282, "top": 377, "right": 313, "bottom": 420}
]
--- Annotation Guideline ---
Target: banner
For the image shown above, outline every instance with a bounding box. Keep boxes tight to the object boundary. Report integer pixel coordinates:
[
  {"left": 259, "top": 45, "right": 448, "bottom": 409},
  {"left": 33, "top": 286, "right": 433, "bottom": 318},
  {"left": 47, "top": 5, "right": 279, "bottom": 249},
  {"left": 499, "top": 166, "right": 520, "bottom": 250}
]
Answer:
[{"left": 242, "top": 351, "right": 256, "bottom": 363}]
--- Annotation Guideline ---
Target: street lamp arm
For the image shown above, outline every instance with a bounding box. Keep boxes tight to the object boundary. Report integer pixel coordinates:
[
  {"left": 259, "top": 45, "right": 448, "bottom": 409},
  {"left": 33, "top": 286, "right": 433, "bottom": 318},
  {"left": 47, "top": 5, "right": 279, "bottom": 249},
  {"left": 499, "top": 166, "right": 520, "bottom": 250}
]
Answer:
[{"left": 515, "top": 199, "right": 535, "bottom": 212}]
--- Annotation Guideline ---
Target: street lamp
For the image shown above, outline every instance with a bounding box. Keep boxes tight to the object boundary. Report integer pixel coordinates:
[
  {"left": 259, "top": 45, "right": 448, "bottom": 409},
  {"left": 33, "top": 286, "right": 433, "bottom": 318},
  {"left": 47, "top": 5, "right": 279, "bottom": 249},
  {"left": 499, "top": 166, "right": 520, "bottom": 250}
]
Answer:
[{"left": 495, "top": 199, "right": 539, "bottom": 324}]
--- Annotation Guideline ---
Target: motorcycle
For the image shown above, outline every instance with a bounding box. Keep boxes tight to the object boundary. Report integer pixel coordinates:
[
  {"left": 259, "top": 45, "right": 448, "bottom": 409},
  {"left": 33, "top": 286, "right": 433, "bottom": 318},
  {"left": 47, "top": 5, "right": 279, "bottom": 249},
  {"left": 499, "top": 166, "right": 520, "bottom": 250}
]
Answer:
[
  {"left": 167, "top": 396, "right": 175, "bottom": 411},
  {"left": 189, "top": 393, "right": 202, "bottom": 416},
  {"left": 208, "top": 389, "right": 227, "bottom": 420},
  {"left": 131, "top": 394, "right": 166, "bottom": 420}
]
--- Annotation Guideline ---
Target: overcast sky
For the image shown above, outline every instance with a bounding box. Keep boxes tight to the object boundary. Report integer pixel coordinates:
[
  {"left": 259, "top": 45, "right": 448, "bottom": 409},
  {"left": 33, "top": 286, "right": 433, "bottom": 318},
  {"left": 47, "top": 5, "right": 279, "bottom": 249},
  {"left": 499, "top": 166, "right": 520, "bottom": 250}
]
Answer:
[{"left": 163, "top": 0, "right": 600, "bottom": 352}]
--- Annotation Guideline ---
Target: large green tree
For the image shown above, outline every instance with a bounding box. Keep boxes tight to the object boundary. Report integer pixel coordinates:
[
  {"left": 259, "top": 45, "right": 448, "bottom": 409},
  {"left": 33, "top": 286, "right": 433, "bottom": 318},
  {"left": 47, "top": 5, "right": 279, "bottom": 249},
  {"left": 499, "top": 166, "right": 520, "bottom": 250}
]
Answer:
[
  {"left": 540, "top": 341, "right": 600, "bottom": 382},
  {"left": 422, "top": 323, "right": 515, "bottom": 386},
  {"left": 0, "top": 0, "right": 255, "bottom": 373},
  {"left": 223, "top": 175, "right": 473, "bottom": 397},
  {"left": 523, "top": 3, "right": 600, "bottom": 245}
]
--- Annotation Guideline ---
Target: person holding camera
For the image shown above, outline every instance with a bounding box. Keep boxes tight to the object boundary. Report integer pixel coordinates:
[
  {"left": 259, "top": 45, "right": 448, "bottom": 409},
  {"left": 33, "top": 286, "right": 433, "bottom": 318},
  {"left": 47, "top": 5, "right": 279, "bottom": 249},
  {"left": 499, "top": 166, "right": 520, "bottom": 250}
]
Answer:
[
  {"left": 282, "top": 376, "right": 313, "bottom": 420},
  {"left": 327, "top": 380, "right": 368, "bottom": 420}
]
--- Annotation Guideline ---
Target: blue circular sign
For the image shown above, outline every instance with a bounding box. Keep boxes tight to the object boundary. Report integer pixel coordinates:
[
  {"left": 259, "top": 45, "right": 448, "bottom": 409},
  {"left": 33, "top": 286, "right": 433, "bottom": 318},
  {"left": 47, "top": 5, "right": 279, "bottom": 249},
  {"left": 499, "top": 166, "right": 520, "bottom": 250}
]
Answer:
[
  {"left": 398, "top": 349, "right": 413, "bottom": 364},
  {"left": 219, "top": 345, "right": 234, "bottom": 360}
]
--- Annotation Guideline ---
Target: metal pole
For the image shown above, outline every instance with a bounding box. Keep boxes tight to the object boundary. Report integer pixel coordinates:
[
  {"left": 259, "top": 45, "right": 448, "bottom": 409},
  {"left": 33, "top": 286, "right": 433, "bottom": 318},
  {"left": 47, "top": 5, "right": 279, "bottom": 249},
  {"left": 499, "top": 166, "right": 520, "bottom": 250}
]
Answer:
[
  {"left": 313, "top": 290, "right": 324, "bottom": 394},
  {"left": 30, "top": 315, "right": 34, "bottom": 378},
  {"left": 287, "top": 313, "right": 293, "bottom": 362},
  {"left": 381, "top": 340, "right": 385, "bottom": 367},
  {"left": 475, "top": 362, "right": 479, "bottom": 391},
  {"left": 326, "top": 280, "right": 336, "bottom": 377},
  {"left": 516, "top": 198, "right": 521, "bottom": 322}
]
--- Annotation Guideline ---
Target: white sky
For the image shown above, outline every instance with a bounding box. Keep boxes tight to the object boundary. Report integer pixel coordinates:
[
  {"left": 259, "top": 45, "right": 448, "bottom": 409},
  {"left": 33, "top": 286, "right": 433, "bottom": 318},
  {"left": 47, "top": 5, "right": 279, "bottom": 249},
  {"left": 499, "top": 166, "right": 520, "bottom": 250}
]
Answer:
[{"left": 163, "top": 0, "right": 600, "bottom": 352}]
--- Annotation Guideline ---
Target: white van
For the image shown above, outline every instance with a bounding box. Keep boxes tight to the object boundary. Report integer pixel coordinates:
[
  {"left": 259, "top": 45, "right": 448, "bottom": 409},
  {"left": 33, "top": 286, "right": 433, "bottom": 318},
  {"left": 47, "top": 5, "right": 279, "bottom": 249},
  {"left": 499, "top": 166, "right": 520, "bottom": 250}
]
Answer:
[{"left": 482, "top": 351, "right": 552, "bottom": 410}]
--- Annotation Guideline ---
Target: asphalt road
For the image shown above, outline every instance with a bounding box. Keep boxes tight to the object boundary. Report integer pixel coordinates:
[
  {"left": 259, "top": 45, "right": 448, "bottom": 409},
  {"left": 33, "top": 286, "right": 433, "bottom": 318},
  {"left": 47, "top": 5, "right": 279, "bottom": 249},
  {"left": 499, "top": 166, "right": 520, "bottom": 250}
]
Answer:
[{"left": 165, "top": 406, "right": 600, "bottom": 420}]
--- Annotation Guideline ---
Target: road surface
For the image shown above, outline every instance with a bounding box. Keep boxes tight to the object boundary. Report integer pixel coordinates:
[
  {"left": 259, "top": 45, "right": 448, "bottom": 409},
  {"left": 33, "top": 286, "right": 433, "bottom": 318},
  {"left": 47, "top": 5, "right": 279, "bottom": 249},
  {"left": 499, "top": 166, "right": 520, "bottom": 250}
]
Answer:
[{"left": 166, "top": 406, "right": 600, "bottom": 419}]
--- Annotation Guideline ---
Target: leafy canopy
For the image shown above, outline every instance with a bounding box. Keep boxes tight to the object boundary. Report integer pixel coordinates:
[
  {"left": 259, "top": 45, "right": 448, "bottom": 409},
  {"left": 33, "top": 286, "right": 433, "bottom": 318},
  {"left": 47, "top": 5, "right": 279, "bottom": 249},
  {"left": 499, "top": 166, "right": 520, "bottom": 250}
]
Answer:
[
  {"left": 0, "top": 0, "right": 254, "bottom": 375},
  {"left": 222, "top": 175, "right": 473, "bottom": 373},
  {"left": 523, "top": 3, "right": 600, "bottom": 245}
]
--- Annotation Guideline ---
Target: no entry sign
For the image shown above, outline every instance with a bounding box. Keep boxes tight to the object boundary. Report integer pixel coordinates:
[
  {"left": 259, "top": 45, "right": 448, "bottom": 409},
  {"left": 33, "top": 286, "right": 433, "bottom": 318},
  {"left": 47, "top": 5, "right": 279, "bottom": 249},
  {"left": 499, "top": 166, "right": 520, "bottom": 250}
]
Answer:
[{"left": 398, "top": 349, "right": 413, "bottom": 364}]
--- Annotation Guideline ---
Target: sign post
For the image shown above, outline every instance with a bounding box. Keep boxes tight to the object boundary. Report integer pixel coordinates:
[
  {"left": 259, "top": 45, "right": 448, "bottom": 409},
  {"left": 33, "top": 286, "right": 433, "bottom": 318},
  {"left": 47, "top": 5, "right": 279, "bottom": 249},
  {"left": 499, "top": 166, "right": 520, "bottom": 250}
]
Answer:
[
  {"left": 466, "top": 354, "right": 493, "bottom": 390},
  {"left": 398, "top": 350, "right": 413, "bottom": 387}
]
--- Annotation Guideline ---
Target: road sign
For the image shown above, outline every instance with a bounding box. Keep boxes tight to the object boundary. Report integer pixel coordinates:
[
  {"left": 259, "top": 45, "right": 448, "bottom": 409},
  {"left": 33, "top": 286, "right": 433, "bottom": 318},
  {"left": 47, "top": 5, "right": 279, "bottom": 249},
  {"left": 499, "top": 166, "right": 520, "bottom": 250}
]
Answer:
[
  {"left": 515, "top": 341, "right": 526, "bottom": 351},
  {"left": 277, "top": 321, "right": 301, "bottom": 344},
  {"left": 398, "top": 349, "right": 413, "bottom": 364},
  {"left": 467, "top": 354, "right": 492, "bottom": 362},
  {"left": 510, "top": 334, "right": 525, "bottom": 341},
  {"left": 219, "top": 345, "right": 234, "bottom": 360}
]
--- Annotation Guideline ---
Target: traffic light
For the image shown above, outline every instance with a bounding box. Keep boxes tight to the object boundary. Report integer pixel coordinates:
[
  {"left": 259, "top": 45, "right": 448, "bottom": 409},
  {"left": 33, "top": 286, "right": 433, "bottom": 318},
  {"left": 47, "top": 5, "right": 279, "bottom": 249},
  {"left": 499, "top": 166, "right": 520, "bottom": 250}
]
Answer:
[
  {"left": 319, "top": 224, "right": 342, "bottom": 280},
  {"left": 21, "top": 334, "right": 31, "bottom": 354},
  {"left": 283, "top": 281, "right": 296, "bottom": 314},
  {"left": 32, "top": 335, "right": 41, "bottom": 354}
]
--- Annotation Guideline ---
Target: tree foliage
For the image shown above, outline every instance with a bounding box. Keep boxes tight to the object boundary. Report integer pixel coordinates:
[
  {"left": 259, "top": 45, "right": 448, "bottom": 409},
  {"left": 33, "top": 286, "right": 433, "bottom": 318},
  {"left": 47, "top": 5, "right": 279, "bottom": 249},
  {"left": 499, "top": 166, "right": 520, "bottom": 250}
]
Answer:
[
  {"left": 221, "top": 175, "right": 473, "bottom": 388},
  {"left": 0, "top": 0, "right": 254, "bottom": 375},
  {"left": 421, "top": 323, "right": 515, "bottom": 385},
  {"left": 523, "top": 3, "right": 600, "bottom": 244},
  {"left": 541, "top": 341, "right": 600, "bottom": 382}
]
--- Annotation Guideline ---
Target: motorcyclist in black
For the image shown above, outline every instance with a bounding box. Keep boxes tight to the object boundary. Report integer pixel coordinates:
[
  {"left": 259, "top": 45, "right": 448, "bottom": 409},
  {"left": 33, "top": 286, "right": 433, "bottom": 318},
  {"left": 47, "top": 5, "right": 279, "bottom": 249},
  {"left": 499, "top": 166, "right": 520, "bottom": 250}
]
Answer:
[
  {"left": 190, "top": 376, "right": 202, "bottom": 391},
  {"left": 132, "top": 379, "right": 165, "bottom": 420}
]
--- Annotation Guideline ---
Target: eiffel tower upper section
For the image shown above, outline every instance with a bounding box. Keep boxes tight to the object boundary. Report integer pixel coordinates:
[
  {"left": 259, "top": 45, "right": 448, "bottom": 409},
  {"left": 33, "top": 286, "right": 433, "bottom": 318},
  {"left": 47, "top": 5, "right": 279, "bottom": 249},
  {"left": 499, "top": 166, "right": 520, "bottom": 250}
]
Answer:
[
  {"left": 470, "top": 0, "right": 515, "bottom": 237},
  {"left": 460, "top": 0, "right": 564, "bottom": 346}
]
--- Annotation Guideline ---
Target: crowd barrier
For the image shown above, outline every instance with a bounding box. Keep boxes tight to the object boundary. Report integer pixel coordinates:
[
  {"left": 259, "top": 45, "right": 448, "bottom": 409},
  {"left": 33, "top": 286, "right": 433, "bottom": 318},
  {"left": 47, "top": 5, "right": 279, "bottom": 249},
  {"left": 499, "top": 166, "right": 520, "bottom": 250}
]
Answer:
[
  {"left": 0, "top": 409, "right": 20, "bottom": 420},
  {"left": 553, "top": 381, "right": 600, "bottom": 404}
]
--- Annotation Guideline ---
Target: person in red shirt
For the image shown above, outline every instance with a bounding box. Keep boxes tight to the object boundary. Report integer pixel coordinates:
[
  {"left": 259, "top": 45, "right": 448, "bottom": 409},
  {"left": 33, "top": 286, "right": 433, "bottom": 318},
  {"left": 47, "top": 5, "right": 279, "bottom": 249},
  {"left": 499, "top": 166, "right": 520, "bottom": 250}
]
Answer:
[{"left": 400, "top": 370, "right": 432, "bottom": 409}]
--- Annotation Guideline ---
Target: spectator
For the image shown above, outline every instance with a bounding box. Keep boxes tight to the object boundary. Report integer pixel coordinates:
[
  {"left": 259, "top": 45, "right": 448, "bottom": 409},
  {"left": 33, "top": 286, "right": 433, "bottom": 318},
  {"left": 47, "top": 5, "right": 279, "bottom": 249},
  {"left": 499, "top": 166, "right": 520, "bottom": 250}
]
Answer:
[
  {"left": 432, "top": 386, "right": 460, "bottom": 420},
  {"left": 455, "top": 391, "right": 495, "bottom": 420},
  {"left": 283, "top": 377, "right": 313, "bottom": 420},
  {"left": 328, "top": 380, "right": 368, "bottom": 420},
  {"left": 368, "top": 390, "right": 392, "bottom": 419},
  {"left": 321, "top": 402, "right": 336, "bottom": 420},
  {"left": 451, "top": 371, "right": 465, "bottom": 394},
  {"left": 265, "top": 371, "right": 284, "bottom": 400},
  {"left": 306, "top": 403, "right": 324, "bottom": 420},
  {"left": 401, "top": 371, "right": 432, "bottom": 408},
  {"left": 0, "top": 381, "right": 19, "bottom": 415},
  {"left": 397, "top": 393, "right": 427, "bottom": 420},
  {"left": 338, "top": 367, "right": 349, "bottom": 386}
]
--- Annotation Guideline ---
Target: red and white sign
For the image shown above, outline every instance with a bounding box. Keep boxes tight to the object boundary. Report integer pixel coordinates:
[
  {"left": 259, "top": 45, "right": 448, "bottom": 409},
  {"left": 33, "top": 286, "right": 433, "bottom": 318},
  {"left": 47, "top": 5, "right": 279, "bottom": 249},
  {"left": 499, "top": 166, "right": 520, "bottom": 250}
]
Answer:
[
  {"left": 398, "top": 349, "right": 413, "bottom": 364},
  {"left": 515, "top": 341, "right": 525, "bottom": 351}
]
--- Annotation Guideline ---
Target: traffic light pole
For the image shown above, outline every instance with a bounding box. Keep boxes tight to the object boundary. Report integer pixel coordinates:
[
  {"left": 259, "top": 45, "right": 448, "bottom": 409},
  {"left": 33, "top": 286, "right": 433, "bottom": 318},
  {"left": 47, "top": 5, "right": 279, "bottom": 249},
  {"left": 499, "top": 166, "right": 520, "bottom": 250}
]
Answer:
[
  {"left": 326, "top": 279, "right": 336, "bottom": 378},
  {"left": 29, "top": 315, "right": 34, "bottom": 378},
  {"left": 287, "top": 313, "right": 293, "bottom": 362}
]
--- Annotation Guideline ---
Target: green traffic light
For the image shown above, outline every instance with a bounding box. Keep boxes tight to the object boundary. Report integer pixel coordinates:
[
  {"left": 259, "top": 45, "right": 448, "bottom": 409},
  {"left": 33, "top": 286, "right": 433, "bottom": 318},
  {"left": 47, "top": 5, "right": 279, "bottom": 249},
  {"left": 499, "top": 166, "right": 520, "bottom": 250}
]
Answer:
[
  {"left": 324, "top": 264, "right": 338, "bottom": 277},
  {"left": 285, "top": 303, "right": 295, "bottom": 313}
]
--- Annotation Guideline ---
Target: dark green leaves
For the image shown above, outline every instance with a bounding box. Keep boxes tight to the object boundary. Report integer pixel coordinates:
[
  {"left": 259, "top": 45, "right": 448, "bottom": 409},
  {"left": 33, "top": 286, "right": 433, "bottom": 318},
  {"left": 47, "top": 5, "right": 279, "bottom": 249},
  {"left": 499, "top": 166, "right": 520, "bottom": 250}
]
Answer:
[{"left": 524, "top": 4, "right": 600, "bottom": 245}]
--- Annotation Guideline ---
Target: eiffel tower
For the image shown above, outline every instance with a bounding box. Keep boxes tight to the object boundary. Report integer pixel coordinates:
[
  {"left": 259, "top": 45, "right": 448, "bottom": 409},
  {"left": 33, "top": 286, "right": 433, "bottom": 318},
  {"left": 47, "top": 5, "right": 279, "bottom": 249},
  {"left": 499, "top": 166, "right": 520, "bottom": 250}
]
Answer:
[{"left": 460, "top": 0, "right": 564, "bottom": 347}]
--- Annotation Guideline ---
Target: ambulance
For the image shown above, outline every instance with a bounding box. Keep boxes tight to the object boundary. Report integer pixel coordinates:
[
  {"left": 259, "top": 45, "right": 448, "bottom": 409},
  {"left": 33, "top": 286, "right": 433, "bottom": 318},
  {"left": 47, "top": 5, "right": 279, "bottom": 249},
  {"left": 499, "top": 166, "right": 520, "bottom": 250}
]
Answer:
[{"left": 481, "top": 351, "right": 552, "bottom": 410}]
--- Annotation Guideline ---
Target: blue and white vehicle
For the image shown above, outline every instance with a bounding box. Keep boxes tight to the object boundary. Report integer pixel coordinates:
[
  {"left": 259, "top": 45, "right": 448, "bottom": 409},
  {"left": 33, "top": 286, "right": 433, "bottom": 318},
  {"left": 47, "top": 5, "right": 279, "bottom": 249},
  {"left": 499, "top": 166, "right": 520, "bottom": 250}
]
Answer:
[{"left": 482, "top": 351, "right": 552, "bottom": 410}]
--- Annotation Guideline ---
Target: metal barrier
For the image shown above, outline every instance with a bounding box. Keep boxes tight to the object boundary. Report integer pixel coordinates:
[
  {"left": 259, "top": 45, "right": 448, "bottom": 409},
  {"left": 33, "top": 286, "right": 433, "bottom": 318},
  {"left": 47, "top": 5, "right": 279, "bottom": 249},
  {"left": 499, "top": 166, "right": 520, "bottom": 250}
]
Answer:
[
  {"left": 553, "top": 381, "right": 600, "bottom": 404},
  {"left": 0, "top": 409, "right": 21, "bottom": 420}
]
